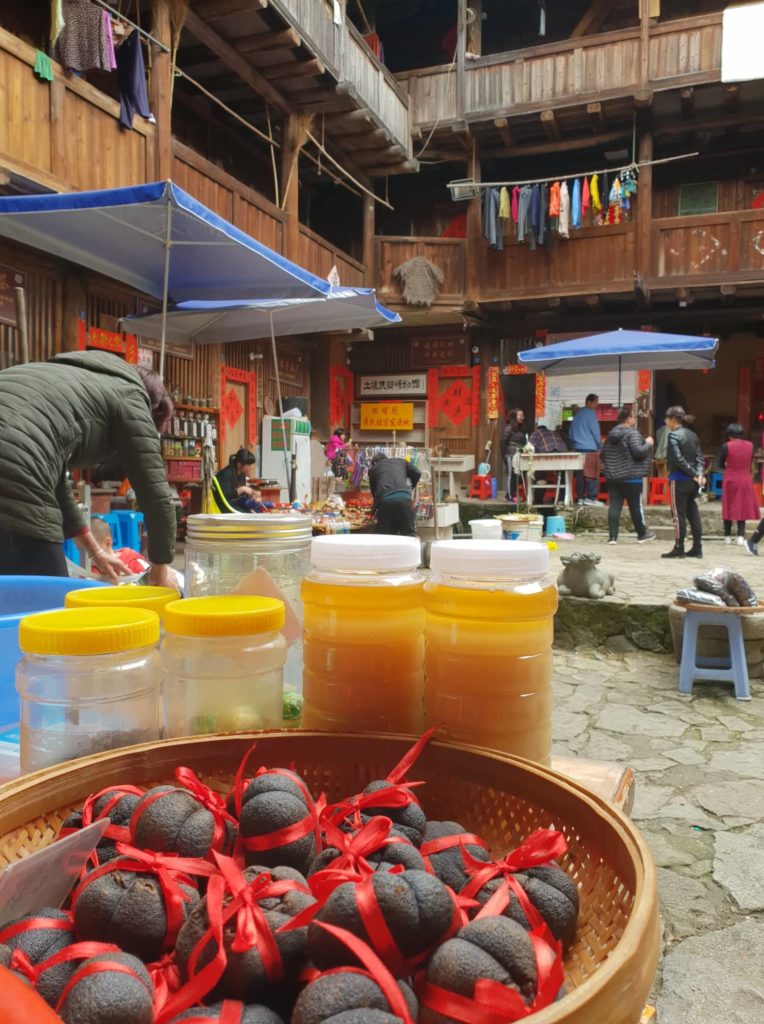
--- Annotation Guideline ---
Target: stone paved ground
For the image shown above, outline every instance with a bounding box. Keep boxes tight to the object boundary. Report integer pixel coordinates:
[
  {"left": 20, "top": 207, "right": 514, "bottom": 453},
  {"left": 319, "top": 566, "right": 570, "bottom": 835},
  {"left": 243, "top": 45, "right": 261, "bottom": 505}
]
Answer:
[{"left": 552, "top": 646, "right": 764, "bottom": 1023}]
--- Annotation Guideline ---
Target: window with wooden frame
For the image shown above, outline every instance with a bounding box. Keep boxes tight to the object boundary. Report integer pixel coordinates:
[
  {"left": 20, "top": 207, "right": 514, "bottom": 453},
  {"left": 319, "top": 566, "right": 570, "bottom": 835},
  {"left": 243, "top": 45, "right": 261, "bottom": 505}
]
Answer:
[{"left": 678, "top": 182, "right": 719, "bottom": 217}]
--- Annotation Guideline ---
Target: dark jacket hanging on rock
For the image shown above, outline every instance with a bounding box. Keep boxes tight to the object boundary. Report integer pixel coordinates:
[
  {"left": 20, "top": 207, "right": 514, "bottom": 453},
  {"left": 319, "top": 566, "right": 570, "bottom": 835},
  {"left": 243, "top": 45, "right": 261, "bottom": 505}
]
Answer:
[{"left": 0, "top": 351, "right": 175, "bottom": 565}]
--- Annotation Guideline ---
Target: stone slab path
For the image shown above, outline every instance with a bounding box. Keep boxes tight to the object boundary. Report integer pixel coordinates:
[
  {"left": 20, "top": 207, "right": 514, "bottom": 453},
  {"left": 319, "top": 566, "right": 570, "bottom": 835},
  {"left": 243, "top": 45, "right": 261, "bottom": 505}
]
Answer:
[{"left": 552, "top": 647, "right": 764, "bottom": 1022}]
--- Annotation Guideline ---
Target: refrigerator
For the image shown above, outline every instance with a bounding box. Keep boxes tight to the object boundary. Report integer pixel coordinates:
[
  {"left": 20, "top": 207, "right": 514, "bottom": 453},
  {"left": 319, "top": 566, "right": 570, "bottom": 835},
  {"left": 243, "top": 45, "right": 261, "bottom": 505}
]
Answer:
[{"left": 260, "top": 415, "right": 312, "bottom": 504}]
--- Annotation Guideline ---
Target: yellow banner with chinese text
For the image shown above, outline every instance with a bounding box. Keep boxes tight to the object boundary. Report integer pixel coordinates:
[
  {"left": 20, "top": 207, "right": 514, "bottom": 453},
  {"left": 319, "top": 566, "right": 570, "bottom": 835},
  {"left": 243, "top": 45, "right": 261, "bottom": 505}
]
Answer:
[{"left": 360, "top": 402, "right": 415, "bottom": 432}]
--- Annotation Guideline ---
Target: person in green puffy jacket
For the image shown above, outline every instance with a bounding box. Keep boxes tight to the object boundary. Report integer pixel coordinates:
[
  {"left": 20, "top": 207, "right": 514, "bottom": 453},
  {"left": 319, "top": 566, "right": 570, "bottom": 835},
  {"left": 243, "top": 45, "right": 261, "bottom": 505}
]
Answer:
[{"left": 0, "top": 350, "right": 177, "bottom": 585}]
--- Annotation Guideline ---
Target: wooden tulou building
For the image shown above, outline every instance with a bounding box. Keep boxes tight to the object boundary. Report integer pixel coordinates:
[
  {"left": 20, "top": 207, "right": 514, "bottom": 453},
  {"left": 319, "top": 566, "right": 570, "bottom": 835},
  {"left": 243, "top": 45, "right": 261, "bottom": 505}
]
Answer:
[{"left": 1, "top": 0, "right": 763, "bottom": 478}]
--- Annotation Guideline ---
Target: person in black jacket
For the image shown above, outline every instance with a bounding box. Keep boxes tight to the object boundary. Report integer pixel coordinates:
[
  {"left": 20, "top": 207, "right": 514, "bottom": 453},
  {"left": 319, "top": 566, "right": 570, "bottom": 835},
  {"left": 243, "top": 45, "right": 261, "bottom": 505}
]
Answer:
[
  {"left": 601, "top": 409, "right": 656, "bottom": 544},
  {"left": 662, "top": 406, "right": 705, "bottom": 559},
  {"left": 501, "top": 408, "right": 527, "bottom": 502},
  {"left": 368, "top": 453, "right": 421, "bottom": 536},
  {"left": 215, "top": 449, "right": 258, "bottom": 512}
]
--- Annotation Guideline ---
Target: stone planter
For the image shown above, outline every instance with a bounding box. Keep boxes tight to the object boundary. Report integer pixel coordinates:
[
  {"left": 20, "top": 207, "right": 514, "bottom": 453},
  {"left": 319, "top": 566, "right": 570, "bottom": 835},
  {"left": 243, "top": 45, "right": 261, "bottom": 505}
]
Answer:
[{"left": 668, "top": 603, "right": 764, "bottom": 679}]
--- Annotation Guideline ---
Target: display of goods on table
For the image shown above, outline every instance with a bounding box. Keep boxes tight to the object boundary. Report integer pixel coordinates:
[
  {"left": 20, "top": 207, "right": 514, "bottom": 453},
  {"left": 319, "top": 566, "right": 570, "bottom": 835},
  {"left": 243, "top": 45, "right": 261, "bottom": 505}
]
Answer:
[{"left": 0, "top": 732, "right": 658, "bottom": 1024}]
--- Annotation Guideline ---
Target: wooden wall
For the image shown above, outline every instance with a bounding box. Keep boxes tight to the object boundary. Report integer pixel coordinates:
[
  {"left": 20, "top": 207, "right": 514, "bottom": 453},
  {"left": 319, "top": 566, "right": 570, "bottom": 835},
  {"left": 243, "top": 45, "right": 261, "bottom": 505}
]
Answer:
[{"left": 0, "top": 241, "right": 62, "bottom": 368}]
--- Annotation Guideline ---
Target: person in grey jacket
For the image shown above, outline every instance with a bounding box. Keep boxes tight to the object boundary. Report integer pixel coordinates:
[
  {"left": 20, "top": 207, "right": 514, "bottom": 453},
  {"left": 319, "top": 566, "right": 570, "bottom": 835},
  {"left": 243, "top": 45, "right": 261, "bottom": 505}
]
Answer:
[
  {"left": 662, "top": 405, "right": 705, "bottom": 559},
  {"left": 601, "top": 409, "right": 656, "bottom": 544}
]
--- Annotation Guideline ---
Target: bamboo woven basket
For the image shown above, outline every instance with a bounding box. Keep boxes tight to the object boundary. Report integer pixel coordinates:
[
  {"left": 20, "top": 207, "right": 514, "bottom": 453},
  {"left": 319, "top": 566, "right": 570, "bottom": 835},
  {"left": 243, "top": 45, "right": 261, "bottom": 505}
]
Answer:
[{"left": 0, "top": 733, "right": 659, "bottom": 1024}]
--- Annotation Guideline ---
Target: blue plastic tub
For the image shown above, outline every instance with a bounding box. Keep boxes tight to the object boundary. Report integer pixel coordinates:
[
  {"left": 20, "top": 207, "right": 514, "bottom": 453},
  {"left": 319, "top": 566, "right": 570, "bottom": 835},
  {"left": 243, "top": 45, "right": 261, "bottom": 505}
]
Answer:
[{"left": 0, "top": 576, "right": 106, "bottom": 727}]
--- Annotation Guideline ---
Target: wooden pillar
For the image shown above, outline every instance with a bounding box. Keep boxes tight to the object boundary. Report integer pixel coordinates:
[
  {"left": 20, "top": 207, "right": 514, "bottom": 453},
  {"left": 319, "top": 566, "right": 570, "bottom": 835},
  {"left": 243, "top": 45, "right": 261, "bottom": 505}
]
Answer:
[
  {"left": 362, "top": 193, "right": 375, "bottom": 287},
  {"left": 457, "top": 0, "right": 467, "bottom": 122},
  {"left": 465, "top": 139, "right": 482, "bottom": 302},
  {"left": 639, "top": 0, "right": 651, "bottom": 88},
  {"left": 636, "top": 131, "right": 654, "bottom": 289},
  {"left": 280, "top": 115, "right": 301, "bottom": 262},
  {"left": 62, "top": 274, "right": 87, "bottom": 352},
  {"left": 150, "top": 0, "right": 173, "bottom": 180}
]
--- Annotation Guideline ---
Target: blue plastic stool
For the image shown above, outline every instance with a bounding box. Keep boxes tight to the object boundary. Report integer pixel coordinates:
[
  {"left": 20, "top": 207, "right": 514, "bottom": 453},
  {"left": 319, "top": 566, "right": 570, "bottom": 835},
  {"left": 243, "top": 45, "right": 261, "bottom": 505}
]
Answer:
[
  {"left": 111, "top": 511, "right": 144, "bottom": 550},
  {"left": 708, "top": 472, "right": 723, "bottom": 499},
  {"left": 62, "top": 539, "right": 80, "bottom": 565},
  {"left": 678, "top": 606, "right": 750, "bottom": 701}
]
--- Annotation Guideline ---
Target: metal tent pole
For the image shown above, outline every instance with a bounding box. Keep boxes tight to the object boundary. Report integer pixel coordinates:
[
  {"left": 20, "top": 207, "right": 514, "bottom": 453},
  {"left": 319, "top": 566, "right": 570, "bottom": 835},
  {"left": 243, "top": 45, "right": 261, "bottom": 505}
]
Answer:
[
  {"left": 268, "top": 312, "right": 295, "bottom": 501},
  {"left": 158, "top": 201, "right": 173, "bottom": 380}
]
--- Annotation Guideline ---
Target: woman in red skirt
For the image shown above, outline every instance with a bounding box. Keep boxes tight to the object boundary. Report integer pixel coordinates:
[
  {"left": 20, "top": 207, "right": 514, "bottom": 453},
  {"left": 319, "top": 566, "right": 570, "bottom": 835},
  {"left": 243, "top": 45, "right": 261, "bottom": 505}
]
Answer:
[{"left": 719, "top": 423, "right": 760, "bottom": 545}]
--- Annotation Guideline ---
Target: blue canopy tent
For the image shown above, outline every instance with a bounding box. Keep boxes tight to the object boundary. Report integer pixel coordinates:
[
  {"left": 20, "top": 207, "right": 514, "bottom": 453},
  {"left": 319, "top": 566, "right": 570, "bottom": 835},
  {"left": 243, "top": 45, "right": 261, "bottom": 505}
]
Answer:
[
  {"left": 0, "top": 180, "right": 332, "bottom": 376},
  {"left": 518, "top": 329, "right": 719, "bottom": 405}
]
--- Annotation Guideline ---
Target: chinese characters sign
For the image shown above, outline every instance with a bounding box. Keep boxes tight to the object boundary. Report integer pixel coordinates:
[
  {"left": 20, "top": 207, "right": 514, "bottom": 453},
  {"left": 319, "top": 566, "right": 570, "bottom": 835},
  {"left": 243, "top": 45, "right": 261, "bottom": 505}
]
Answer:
[
  {"left": 487, "top": 366, "right": 500, "bottom": 420},
  {"left": 411, "top": 336, "right": 467, "bottom": 368},
  {"left": 329, "top": 366, "right": 353, "bottom": 429},
  {"left": 278, "top": 353, "right": 304, "bottom": 387},
  {"left": 0, "top": 264, "right": 24, "bottom": 327},
  {"left": 360, "top": 402, "right": 415, "bottom": 432},
  {"left": 77, "top": 319, "right": 137, "bottom": 363},
  {"left": 358, "top": 374, "right": 427, "bottom": 398}
]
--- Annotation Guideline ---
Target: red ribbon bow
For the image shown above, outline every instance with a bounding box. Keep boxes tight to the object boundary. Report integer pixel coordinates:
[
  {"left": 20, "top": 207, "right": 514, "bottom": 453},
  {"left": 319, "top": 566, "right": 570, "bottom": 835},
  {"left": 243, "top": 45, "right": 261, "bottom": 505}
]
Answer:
[
  {"left": 461, "top": 829, "right": 568, "bottom": 935},
  {"left": 148, "top": 953, "right": 182, "bottom": 1014},
  {"left": 175, "top": 768, "right": 238, "bottom": 854},
  {"left": 7, "top": 941, "right": 120, "bottom": 992},
  {"left": 71, "top": 842, "right": 217, "bottom": 953},
  {"left": 420, "top": 830, "right": 488, "bottom": 872},
  {"left": 156, "top": 853, "right": 311, "bottom": 1023},
  {"left": 415, "top": 926, "right": 565, "bottom": 1023}
]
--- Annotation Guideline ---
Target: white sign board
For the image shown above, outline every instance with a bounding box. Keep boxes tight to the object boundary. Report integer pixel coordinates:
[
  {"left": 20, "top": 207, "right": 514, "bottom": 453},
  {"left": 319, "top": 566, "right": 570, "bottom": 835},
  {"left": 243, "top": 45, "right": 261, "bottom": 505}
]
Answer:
[
  {"left": 722, "top": 2, "right": 764, "bottom": 83},
  {"left": 545, "top": 371, "right": 637, "bottom": 407},
  {"left": 358, "top": 374, "right": 428, "bottom": 398}
]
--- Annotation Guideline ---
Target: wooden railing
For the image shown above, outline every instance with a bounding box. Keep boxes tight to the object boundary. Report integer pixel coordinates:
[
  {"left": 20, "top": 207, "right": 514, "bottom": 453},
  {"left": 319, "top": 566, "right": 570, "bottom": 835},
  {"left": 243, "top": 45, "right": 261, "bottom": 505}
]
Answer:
[
  {"left": 650, "top": 211, "right": 764, "bottom": 286},
  {"left": 270, "top": 0, "right": 410, "bottom": 153},
  {"left": 0, "top": 25, "right": 154, "bottom": 192},
  {"left": 299, "top": 226, "right": 366, "bottom": 287},
  {"left": 375, "top": 238, "right": 467, "bottom": 305},
  {"left": 401, "top": 13, "right": 722, "bottom": 128}
]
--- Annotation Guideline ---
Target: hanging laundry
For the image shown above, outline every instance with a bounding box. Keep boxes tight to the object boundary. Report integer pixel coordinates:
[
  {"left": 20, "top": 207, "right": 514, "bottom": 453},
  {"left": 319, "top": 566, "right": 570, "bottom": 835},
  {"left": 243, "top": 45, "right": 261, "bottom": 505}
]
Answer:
[
  {"left": 559, "top": 181, "right": 570, "bottom": 239},
  {"left": 582, "top": 177, "right": 591, "bottom": 220},
  {"left": 116, "top": 29, "right": 154, "bottom": 131},
  {"left": 539, "top": 183, "right": 549, "bottom": 246},
  {"left": 393, "top": 257, "right": 444, "bottom": 307},
  {"left": 517, "top": 185, "right": 533, "bottom": 247},
  {"left": 621, "top": 167, "right": 638, "bottom": 211},
  {"left": 590, "top": 174, "right": 601, "bottom": 215},
  {"left": 103, "top": 11, "right": 117, "bottom": 70},
  {"left": 529, "top": 185, "right": 542, "bottom": 251},
  {"left": 549, "top": 181, "right": 561, "bottom": 234},
  {"left": 499, "top": 187, "right": 510, "bottom": 221},
  {"left": 56, "top": 0, "right": 115, "bottom": 73},
  {"left": 34, "top": 50, "right": 55, "bottom": 82},
  {"left": 50, "top": 0, "right": 65, "bottom": 46},
  {"left": 512, "top": 185, "right": 521, "bottom": 224},
  {"left": 571, "top": 178, "right": 582, "bottom": 230},
  {"left": 599, "top": 174, "right": 609, "bottom": 225}
]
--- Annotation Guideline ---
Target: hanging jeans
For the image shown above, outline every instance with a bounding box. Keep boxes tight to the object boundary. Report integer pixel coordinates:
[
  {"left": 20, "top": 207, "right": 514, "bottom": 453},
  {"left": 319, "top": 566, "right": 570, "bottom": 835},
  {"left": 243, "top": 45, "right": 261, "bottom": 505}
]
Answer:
[
  {"left": 607, "top": 481, "right": 647, "bottom": 541},
  {"left": 670, "top": 478, "right": 702, "bottom": 549}
]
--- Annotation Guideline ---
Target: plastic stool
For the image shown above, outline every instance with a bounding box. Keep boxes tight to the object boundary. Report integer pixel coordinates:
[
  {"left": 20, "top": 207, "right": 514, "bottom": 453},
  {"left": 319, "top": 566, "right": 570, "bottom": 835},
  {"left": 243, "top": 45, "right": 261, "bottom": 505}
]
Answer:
[
  {"left": 468, "top": 475, "right": 493, "bottom": 500},
  {"left": 62, "top": 539, "right": 80, "bottom": 566},
  {"left": 111, "top": 510, "right": 144, "bottom": 550},
  {"left": 649, "top": 477, "right": 670, "bottom": 506},
  {"left": 678, "top": 607, "right": 750, "bottom": 701},
  {"left": 598, "top": 476, "right": 609, "bottom": 502},
  {"left": 708, "top": 472, "right": 723, "bottom": 499}
]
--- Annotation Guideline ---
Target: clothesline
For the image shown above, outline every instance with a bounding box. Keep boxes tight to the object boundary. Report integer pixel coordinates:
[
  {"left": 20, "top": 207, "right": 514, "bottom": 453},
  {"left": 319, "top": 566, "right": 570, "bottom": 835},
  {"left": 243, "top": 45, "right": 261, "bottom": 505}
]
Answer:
[
  {"left": 451, "top": 151, "right": 700, "bottom": 191},
  {"left": 90, "top": 0, "right": 170, "bottom": 53}
]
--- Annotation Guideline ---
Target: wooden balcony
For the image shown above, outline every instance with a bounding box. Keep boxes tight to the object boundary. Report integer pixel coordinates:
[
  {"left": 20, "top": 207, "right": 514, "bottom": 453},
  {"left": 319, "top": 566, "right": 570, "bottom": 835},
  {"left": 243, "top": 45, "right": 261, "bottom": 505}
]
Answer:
[
  {"left": 650, "top": 211, "right": 764, "bottom": 290},
  {"left": 375, "top": 238, "right": 467, "bottom": 308},
  {"left": 0, "top": 25, "right": 154, "bottom": 193},
  {"left": 401, "top": 14, "right": 722, "bottom": 133}
]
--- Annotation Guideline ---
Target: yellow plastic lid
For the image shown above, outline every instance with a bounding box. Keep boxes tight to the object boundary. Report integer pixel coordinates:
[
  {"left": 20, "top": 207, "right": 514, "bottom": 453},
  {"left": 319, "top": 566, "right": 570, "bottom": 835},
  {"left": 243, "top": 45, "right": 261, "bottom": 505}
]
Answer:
[
  {"left": 163, "top": 596, "right": 285, "bottom": 638},
  {"left": 65, "top": 585, "right": 179, "bottom": 616},
  {"left": 19, "top": 607, "right": 160, "bottom": 656}
]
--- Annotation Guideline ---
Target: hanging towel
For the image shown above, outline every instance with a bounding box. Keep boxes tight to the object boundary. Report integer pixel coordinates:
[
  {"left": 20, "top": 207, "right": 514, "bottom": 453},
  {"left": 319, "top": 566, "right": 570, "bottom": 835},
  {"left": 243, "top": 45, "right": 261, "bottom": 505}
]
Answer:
[
  {"left": 499, "top": 187, "right": 510, "bottom": 220},
  {"left": 511, "top": 185, "right": 521, "bottom": 224},
  {"left": 56, "top": 0, "right": 114, "bottom": 72},
  {"left": 34, "top": 50, "right": 55, "bottom": 82},
  {"left": 559, "top": 181, "right": 570, "bottom": 239},
  {"left": 50, "top": 0, "right": 65, "bottom": 45},
  {"left": 582, "top": 177, "right": 591, "bottom": 219},
  {"left": 571, "top": 178, "right": 582, "bottom": 230},
  {"left": 116, "top": 29, "right": 154, "bottom": 131},
  {"left": 103, "top": 11, "right": 117, "bottom": 70},
  {"left": 590, "top": 174, "right": 601, "bottom": 214}
]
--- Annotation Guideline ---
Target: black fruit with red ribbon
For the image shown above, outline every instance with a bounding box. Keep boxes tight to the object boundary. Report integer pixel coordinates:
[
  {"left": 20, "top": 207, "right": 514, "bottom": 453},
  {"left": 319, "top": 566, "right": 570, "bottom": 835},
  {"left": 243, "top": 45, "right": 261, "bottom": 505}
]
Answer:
[
  {"left": 417, "top": 916, "right": 564, "bottom": 1024},
  {"left": 307, "top": 869, "right": 458, "bottom": 978},
  {"left": 131, "top": 775, "right": 237, "bottom": 861},
  {"left": 71, "top": 845, "right": 215, "bottom": 962},
  {"left": 166, "top": 1002, "right": 284, "bottom": 1023},
  {"left": 235, "top": 769, "right": 321, "bottom": 876},
  {"left": 172, "top": 855, "right": 316, "bottom": 1006},
  {"left": 308, "top": 816, "right": 425, "bottom": 878},
  {"left": 421, "top": 822, "right": 491, "bottom": 892},
  {"left": 60, "top": 785, "right": 144, "bottom": 868},
  {"left": 0, "top": 908, "right": 75, "bottom": 1003},
  {"left": 56, "top": 950, "right": 154, "bottom": 1024}
]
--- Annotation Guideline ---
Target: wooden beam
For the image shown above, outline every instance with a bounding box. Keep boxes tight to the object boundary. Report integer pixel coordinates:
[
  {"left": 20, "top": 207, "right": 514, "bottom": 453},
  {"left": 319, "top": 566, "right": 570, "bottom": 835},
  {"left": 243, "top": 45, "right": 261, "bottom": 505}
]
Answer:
[
  {"left": 267, "top": 57, "right": 325, "bottom": 82},
  {"left": 680, "top": 87, "right": 695, "bottom": 119},
  {"left": 634, "top": 88, "right": 654, "bottom": 108},
  {"left": 639, "top": 0, "right": 650, "bottom": 88},
  {"left": 656, "top": 111, "right": 764, "bottom": 136},
  {"left": 540, "top": 109, "right": 559, "bottom": 142},
  {"left": 724, "top": 85, "right": 741, "bottom": 113},
  {"left": 494, "top": 117, "right": 514, "bottom": 148},
  {"left": 150, "top": 0, "right": 173, "bottom": 180},
  {"left": 586, "top": 101, "right": 604, "bottom": 133},
  {"left": 362, "top": 159, "right": 419, "bottom": 177},
  {"left": 451, "top": 123, "right": 472, "bottom": 152},
  {"left": 466, "top": 138, "right": 481, "bottom": 300},
  {"left": 281, "top": 114, "right": 302, "bottom": 261},
  {"left": 585, "top": 295, "right": 601, "bottom": 308},
  {"left": 570, "top": 0, "right": 610, "bottom": 39},
  {"left": 348, "top": 129, "right": 394, "bottom": 150},
  {"left": 481, "top": 128, "right": 630, "bottom": 161},
  {"left": 354, "top": 145, "right": 406, "bottom": 166},
  {"left": 676, "top": 288, "right": 694, "bottom": 307},
  {"left": 457, "top": 0, "right": 466, "bottom": 121},
  {"left": 636, "top": 131, "right": 653, "bottom": 284},
  {"left": 193, "top": 0, "right": 267, "bottom": 18},
  {"left": 323, "top": 109, "right": 373, "bottom": 131},
  {"left": 183, "top": 9, "right": 290, "bottom": 116},
  {"left": 362, "top": 192, "right": 375, "bottom": 285},
  {"left": 237, "top": 28, "right": 301, "bottom": 53}
]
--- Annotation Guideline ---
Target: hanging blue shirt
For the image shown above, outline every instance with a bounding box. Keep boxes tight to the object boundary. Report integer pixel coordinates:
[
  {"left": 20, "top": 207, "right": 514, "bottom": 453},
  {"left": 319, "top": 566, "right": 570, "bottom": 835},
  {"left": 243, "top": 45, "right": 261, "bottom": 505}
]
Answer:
[{"left": 571, "top": 178, "right": 582, "bottom": 230}]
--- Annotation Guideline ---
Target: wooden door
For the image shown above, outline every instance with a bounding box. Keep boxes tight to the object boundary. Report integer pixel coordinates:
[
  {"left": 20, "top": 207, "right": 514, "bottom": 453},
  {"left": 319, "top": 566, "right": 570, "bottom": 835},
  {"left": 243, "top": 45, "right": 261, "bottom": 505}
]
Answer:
[
  {"left": 220, "top": 366, "right": 258, "bottom": 462},
  {"left": 428, "top": 366, "right": 481, "bottom": 455}
]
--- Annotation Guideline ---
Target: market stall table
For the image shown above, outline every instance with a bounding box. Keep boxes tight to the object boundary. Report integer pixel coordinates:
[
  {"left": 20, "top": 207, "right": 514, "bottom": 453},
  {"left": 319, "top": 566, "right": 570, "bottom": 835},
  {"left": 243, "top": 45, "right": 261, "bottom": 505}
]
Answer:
[
  {"left": 517, "top": 452, "right": 585, "bottom": 507},
  {"left": 432, "top": 454, "right": 476, "bottom": 499}
]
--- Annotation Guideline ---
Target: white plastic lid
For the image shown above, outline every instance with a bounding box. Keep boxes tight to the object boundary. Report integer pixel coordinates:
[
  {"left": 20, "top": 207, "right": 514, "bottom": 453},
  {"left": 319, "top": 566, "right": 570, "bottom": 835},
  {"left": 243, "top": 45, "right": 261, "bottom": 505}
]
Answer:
[
  {"left": 311, "top": 534, "right": 421, "bottom": 571},
  {"left": 430, "top": 540, "right": 549, "bottom": 580}
]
